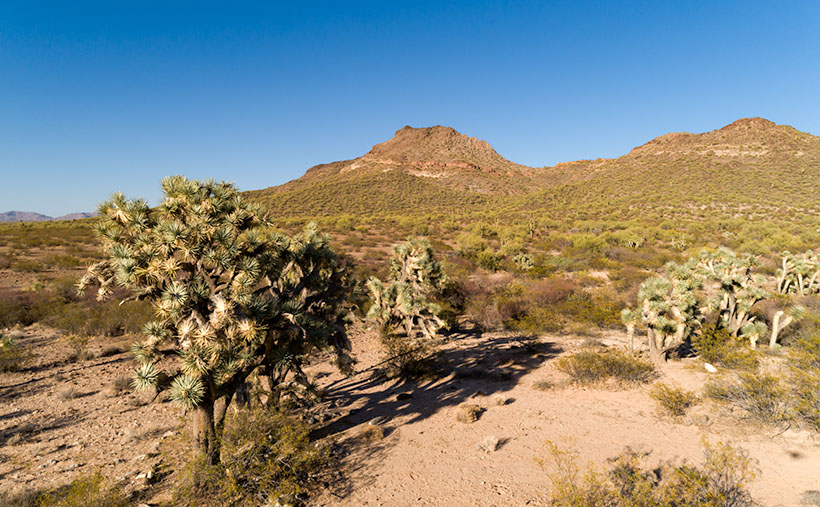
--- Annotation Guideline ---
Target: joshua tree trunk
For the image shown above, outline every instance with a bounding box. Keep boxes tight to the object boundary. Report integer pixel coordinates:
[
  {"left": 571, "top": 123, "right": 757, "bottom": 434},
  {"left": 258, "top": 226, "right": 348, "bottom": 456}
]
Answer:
[
  {"left": 647, "top": 329, "right": 665, "bottom": 366},
  {"left": 193, "top": 396, "right": 219, "bottom": 465},
  {"left": 626, "top": 323, "right": 635, "bottom": 352},
  {"left": 769, "top": 311, "right": 793, "bottom": 348}
]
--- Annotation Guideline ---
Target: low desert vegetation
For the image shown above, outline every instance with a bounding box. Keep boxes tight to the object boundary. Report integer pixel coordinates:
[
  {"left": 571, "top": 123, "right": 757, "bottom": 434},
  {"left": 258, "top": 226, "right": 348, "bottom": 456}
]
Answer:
[
  {"left": 0, "top": 333, "right": 30, "bottom": 372},
  {"left": 0, "top": 472, "right": 129, "bottom": 507},
  {"left": 174, "top": 407, "right": 329, "bottom": 506},
  {"left": 542, "top": 440, "right": 756, "bottom": 506},
  {"left": 650, "top": 382, "right": 700, "bottom": 417},
  {"left": 455, "top": 403, "right": 483, "bottom": 423},
  {"left": 702, "top": 333, "right": 820, "bottom": 430},
  {"left": 556, "top": 348, "right": 656, "bottom": 386}
]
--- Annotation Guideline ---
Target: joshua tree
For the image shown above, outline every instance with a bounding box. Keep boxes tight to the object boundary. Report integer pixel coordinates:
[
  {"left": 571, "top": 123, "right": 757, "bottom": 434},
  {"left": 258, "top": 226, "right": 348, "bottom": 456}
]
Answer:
[
  {"left": 695, "top": 248, "right": 769, "bottom": 340},
  {"left": 632, "top": 261, "right": 702, "bottom": 365},
  {"left": 366, "top": 237, "right": 448, "bottom": 340},
  {"left": 79, "top": 176, "right": 351, "bottom": 464},
  {"left": 776, "top": 250, "right": 820, "bottom": 295},
  {"left": 768, "top": 305, "right": 806, "bottom": 348}
]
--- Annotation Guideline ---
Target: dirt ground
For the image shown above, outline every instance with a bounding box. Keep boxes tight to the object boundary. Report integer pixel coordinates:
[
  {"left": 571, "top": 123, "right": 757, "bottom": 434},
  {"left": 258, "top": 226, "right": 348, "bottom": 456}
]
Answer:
[{"left": 1, "top": 324, "right": 819, "bottom": 506}]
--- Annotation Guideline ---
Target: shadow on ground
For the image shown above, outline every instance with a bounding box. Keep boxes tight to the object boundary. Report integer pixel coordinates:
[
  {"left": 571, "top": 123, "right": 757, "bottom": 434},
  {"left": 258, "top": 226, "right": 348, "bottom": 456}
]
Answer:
[
  {"left": 310, "top": 332, "right": 560, "bottom": 499},
  {"left": 314, "top": 334, "right": 560, "bottom": 438}
]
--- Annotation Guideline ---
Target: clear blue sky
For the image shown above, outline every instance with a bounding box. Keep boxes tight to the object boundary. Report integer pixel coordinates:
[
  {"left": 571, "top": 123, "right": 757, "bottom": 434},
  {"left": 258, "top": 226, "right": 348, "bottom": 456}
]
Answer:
[{"left": 1, "top": 1, "right": 818, "bottom": 216}]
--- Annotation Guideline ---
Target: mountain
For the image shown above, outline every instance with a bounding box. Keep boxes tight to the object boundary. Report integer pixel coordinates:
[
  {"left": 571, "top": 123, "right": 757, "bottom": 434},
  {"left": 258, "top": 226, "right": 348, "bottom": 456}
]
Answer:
[
  {"left": 0, "top": 211, "right": 53, "bottom": 222},
  {"left": 0, "top": 211, "right": 98, "bottom": 223},
  {"left": 247, "top": 118, "right": 820, "bottom": 219},
  {"left": 246, "top": 126, "right": 545, "bottom": 216},
  {"left": 528, "top": 117, "right": 820, "bottom": 214}
]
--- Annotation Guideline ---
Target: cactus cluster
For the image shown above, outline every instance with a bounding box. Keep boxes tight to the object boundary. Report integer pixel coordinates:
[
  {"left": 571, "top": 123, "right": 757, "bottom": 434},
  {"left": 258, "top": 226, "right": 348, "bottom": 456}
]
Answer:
[
  {"left": 366, "top": 237, "right": 448, "bottom": 340},
  {"left": 80, "top": 176, "right": 351, "bottom": 463}
]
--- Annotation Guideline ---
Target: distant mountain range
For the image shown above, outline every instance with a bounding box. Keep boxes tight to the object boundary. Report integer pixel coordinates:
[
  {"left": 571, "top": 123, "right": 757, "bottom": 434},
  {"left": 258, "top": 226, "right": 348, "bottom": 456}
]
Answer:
[
  {"left": 0, "top": 211, "right": 98, "bottom": 223},
  {"left": 245, "top": 117, "right": 820, "bottom": 217}
]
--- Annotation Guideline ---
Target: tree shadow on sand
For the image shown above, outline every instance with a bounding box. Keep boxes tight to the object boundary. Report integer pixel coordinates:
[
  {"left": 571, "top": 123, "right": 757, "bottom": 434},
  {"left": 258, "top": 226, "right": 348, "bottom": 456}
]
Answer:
[
  {"left": 309, "top": 333, "right": 560, "bottom": 499},
  {"left": 313, "top": 334, "right": 561, "bottom": 438}
]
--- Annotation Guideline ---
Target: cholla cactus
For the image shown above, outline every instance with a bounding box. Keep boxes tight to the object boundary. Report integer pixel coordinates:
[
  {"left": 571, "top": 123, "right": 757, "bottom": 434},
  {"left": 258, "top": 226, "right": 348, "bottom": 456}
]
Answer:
[
  {"left": 695, "top": 248, "right": 769, "bottom": 340},
  {"left": 776, "top": 251, "right": 820, "bottom": 295},
  {"left": 366, "top": 237, "right": 448, "bottom": 340},
  {"left": 513, "top": 252, "right": 534, "bottom": 272},
  {"left": 632, "top": 261, "right": 702, "bottom": 365},
  {"left": 79, "top": 176, "right": 351, "bottom": 464}
]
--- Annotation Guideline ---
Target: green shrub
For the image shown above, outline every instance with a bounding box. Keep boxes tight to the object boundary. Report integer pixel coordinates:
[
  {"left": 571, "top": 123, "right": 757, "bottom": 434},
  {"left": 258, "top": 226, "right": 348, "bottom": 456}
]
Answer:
[
  {"left": 556, "top": 348, "right": 656, "bottom": 386},
  {"left": 705, "top": 371, "right": 791, "bottom": 425},
  {"left": 174, "top": 408, "right": 329, "bottom": 506},
  {"left": 0, "top": 335, "right": 30, "bottom": 372},
  {"left": 650, "top": 382, "right": 699, "bottom": 417},
  {"left": 0, "top": 472, "right": 129, "bottom": 507},
  {"left": 692, "top": 325, "right": 758, "bottom": 370},
  {"left": 542, "top": 440, "right": 755, "bottom": 506},
  {"left": 788, "top": 334, "right": 820, "bottom": 430}
]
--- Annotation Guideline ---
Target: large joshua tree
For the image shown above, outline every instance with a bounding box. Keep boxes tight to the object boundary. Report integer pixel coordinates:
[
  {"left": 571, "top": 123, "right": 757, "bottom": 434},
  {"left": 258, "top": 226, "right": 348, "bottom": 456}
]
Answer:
[
  {"left": 628, "top": 260, "right": 703, "bottom": 365},
  {"left": 366, "top": 237, "right": 448, "bottom": 340},
  {"left": 79, "top": 176, "right": 351, "bottom": 464}
]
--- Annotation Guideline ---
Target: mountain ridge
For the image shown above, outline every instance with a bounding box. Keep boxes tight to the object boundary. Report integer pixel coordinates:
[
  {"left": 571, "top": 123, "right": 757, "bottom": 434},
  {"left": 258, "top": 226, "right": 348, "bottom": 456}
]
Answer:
[
  {"left": 247, "top": 117, "right": 820, "bottom": 217},
  {"left": 0, "top": 211, "right": 98, "bottom": 223}
]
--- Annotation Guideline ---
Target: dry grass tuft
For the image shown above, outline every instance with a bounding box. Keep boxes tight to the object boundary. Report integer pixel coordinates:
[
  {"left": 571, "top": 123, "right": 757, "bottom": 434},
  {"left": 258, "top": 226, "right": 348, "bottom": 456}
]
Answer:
[
  {"left": 455, "top": 403, "right": 482, "bottom": 423},
  {"left": 532, "top": 380, "right": 554, "bottom": 391},
  {"left": 359, "top": 424, "right": 386, "bottom": 442},
  {"left": 649, "top": 382, "right": 699, "bottom": 417},
  {"left": 556, "top": 347, "right": 656, "bottom": 386}
]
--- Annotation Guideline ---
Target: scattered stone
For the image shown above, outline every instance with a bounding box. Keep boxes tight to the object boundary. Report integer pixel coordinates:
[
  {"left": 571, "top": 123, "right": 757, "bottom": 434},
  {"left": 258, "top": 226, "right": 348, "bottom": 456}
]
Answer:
[{"left": 478, "top": 436, "right": 500, "bottom": 453}]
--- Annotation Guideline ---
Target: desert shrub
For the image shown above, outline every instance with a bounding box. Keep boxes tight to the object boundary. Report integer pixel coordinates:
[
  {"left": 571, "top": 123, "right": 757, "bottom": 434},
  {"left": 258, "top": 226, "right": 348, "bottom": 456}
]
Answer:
[
  {"left": 788, "top": 334, "right": 820, "bottom": 430},
  {"left": 0, "top": 472, "right": 130, "bottom": 507},
  {"left": 556, "top": 348, "right": 656, "bottom": 386},
  {"left": 570, "top": 233, "right": 608, "bottom": 252},
  {"left": 705, "top": 371, "right": 791, "bottom": 425},
  {"left": 509, "top": 293, "right": 622, "bottom": 335},
  {"left": 63, "top": 334, "right": 91, "bottom": 362},
  {"left": 359, "top": 424, "right": 385, "bottom": 442},
  {"left": 542, "top": 440, "right": 755, "bottom": 506},
  {"left": 691, "top": 325, "right": 759, "bottom": 370},
  {"left": 43, "top": 254, "right": 82, "bottom": 268},
  {"left": 0, "top": 335, "right": 30, "bottom": 372},
  {"left": 44, "top": 298, "right": 153, "bottom": 338},
  {"left": 529, "top": 276, "right": 577, "bottom": 305},
  {"left": 476, "top": 249, "right": 502, "bottom": 271},
  {"left": 174, "top": 408, "right": 328, "bottom": 506},
  {"left": 650, "top": 382, "right": 699, "bottom": 417},
  {"left": 378, "top": 332, "right": 442, "bottom": 379},
  {"left": 10, "top": 259, "right": 45, "bottom": 272},
  {"left": 533, "top": 380, "right": 554, "bottom": 391},
  {"left": 455, "top": 403, "right": 482, "bottom": 423}
]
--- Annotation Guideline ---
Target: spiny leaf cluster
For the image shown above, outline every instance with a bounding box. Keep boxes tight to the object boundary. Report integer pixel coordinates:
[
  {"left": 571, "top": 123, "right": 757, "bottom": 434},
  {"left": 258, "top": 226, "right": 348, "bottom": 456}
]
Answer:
[
  {"left": 79, "top": 176, "right": 351, "bottom": 410},
  {"left": 367, "top": 237, "right": 448, "bottom": 339}
]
